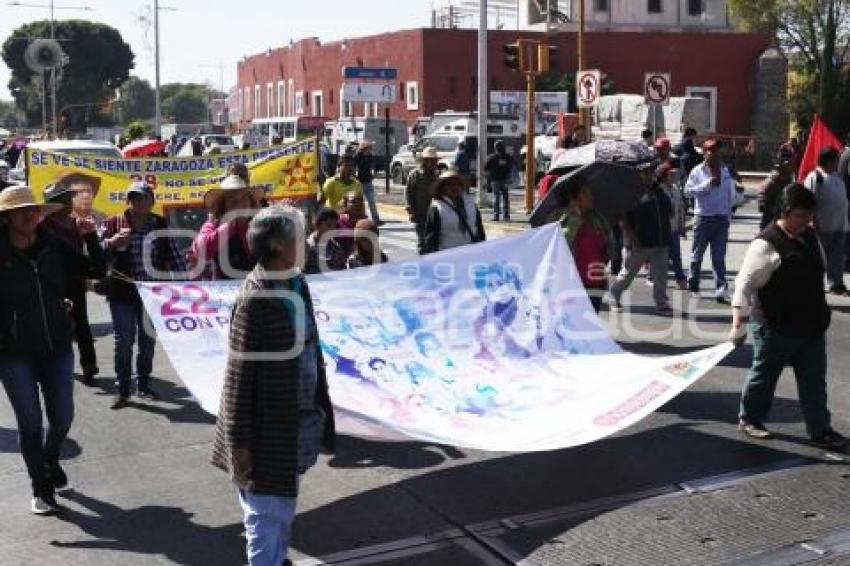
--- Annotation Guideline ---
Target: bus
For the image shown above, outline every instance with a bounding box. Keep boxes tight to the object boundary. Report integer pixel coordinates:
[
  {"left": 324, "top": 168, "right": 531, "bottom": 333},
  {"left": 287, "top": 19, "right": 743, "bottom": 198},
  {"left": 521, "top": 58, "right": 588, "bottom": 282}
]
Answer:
[{"left": 247, "top": 116, "right": 328, "bottom": 147}]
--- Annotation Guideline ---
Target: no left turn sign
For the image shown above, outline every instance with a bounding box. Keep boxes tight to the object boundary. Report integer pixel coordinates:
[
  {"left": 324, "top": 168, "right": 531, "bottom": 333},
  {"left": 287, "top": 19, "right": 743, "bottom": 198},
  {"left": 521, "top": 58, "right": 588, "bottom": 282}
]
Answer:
[
  {"left": 644, "top": 73, "right": 671, "bottom": 105},
  {"left": 576, "top": 69, "right": 601, "bottom": 108}
]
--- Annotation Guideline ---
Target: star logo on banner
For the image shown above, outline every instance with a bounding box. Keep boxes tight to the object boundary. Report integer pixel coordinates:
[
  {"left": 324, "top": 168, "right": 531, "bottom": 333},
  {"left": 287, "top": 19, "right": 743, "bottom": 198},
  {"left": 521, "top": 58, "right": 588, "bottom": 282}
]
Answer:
[{"left": 280, "top": 156, "right": 315, "bottom": 189}]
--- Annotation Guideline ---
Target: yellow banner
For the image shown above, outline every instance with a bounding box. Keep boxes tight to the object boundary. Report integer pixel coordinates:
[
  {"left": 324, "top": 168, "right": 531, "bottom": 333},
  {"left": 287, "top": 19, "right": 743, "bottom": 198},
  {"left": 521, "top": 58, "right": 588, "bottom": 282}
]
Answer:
[{"left": 25, "top": 139, "right": 318, "bottom": 219}]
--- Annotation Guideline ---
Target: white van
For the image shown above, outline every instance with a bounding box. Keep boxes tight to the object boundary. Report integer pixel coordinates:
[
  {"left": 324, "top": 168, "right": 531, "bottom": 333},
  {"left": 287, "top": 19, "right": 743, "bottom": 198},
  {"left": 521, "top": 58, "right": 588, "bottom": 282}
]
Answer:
[
  {"left": 11, "top": 139, "right": 122, "bottom": 182},
  {"left": 248, "top": 116, "right": 327, "bottom": 147},
  {"left": 322, "top": 117, "right": 409, "bottom": 169}
]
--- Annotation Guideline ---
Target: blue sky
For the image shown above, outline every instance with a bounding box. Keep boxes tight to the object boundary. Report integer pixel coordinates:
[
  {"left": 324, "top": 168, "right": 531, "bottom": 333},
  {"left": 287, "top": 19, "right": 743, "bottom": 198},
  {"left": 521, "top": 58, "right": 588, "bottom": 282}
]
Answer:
[{"left": 0, "top": 0, "right": 447, "bottom": 101}]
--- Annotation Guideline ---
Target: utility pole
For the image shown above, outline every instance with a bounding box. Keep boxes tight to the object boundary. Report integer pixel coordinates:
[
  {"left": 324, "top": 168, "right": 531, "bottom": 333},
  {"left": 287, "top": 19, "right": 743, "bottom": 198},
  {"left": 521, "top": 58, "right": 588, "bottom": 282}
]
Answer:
[
  {"left": 476, "top": 0, "right": 488, "bottom": 207},
  {"left": 154, "top": 0, "right": 161, "bottom": 136},
  {"left": 578, "top": 0, "right": 587, "bottom": 129},
  {"left": 49, "top": 0, "right": 56, "bottom": 135}
]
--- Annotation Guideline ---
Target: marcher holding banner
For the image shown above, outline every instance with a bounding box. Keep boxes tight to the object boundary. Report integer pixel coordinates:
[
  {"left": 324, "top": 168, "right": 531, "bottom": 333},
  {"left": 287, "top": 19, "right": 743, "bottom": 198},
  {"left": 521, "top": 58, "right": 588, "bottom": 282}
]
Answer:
[
  {"left": 102, "top": 182, "right": 187, "bottom": 409},
  {"left": 557, "top": 178, "right": 615, "bottom": 313},
  {"left": 192, "top": 174, "right": 264, "bottom": 280},
  {"left": 211, "top": 205, "right": 335, "bottom": 566},
  {"left": 0, "top": 186, "right": 106, "bottom": 514},
  {"left": 731, "top": 184, "right": 846, "bottom": 449}
]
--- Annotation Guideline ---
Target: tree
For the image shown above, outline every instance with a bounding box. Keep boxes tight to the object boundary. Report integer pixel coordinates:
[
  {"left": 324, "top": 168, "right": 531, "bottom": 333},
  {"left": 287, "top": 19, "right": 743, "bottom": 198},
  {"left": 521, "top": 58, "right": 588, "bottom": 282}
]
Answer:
[
  {"left": 159, "top": 83, "right": 222, "bottom": 124},
  {"left": 125, "top": 120, "right": 146, "bottom": 141},
  {"left": 119, "top": 76, "right": 155, "bottom": 122},
  {"left": 0, "top": 100, "right": 22, "bottom": 129},
  {"left": 730, "top": 0, "right": 850, "bottom": 132},
  {"left": 1, "top": 20, "right": 134, "bottom": 131}
]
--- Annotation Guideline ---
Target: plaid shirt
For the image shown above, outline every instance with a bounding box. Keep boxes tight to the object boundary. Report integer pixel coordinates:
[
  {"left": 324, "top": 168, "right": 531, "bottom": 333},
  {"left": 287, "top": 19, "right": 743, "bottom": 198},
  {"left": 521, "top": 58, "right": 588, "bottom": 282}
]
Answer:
[{"left": 104, "top": 211, "right": 186, "bottom": 282}]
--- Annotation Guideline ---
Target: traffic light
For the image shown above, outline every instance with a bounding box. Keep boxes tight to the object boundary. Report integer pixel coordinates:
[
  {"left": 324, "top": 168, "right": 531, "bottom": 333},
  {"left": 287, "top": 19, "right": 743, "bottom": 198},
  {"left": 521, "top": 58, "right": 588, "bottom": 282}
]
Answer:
[
  {"left": 538, "top": 44, "right": 558, "bottom": 73},
  {"left": 503, "top": 43, "right": 524, "bottom": 71}
]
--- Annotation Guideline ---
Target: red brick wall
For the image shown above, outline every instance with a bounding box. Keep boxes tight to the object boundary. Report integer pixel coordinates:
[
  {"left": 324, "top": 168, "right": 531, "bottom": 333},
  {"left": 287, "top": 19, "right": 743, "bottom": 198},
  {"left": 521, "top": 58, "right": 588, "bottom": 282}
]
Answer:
[{"left": 237, "top": 28, "right": 771, "bottom": 136}]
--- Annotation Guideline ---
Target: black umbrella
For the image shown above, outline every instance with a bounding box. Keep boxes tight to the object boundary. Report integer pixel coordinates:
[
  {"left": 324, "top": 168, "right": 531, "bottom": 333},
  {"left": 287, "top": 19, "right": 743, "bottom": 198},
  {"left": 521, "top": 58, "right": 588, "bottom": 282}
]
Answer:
[{"left": 530, "top": 161, "right": 647, "bottom": 228}]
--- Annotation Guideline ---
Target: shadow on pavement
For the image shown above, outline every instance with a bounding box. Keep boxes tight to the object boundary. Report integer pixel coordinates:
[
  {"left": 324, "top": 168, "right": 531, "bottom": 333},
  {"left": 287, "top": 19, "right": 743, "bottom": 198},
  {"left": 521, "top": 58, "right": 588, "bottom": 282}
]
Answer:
[
  {"left": 292, "top": 424, "right": 810, "bottom": 559},
  {"left": 657, "top": 389, "right": 804, "bottom": 425},
  {"left": 51, "top": 489, "right": 243, "bottom": 565},
  {"left": 120, "top": 377, "right": 215, "bottom": 425},
  {"left": 328, "top": 435, "right": 466, "bottom": 470},
  {"left": 0, "top": 427, "right": 82, "bottom": 460}
]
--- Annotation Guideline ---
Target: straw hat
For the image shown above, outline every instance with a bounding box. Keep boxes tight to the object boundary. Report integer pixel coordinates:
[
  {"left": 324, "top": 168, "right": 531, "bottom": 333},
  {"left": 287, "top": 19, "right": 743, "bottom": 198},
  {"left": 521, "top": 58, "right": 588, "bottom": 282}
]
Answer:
[
  {"left": 0, "top": 185, "right": 63, "bottom": 215},
  {"left": 419, "top": 146, "right": 439, "bottom": 160},
  {"left": 358, "top": 140, "right": 374, "bottom": 150},
  {"left": 203, "top": 174, "right": 265, "bottom": 210}
]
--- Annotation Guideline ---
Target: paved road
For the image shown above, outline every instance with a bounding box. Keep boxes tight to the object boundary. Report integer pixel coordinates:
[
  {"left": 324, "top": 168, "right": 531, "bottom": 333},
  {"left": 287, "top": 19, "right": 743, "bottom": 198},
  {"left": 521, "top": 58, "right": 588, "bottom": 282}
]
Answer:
[{"left": 1, "top": 195, "right": 849, "bottom": 565}]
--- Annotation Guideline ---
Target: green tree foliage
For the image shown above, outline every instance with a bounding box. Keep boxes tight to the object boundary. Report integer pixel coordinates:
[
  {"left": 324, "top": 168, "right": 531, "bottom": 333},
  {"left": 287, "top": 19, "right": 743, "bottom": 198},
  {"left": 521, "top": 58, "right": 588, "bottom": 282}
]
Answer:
[
  {"left": 0, "top": 100, "right": 21, "bottom": 129},
  {"left": 125, "top": 120, "right": 146, "bottom": 141},
  {"left": 1, "top": 20, "right": 134, "bottom": 131},
  {"left": 119, "top": 76, "right": 155, "bottom": 122},
  {"left": 730, "top": 0, "right": 850, "bottom": 133},
  {"left": 159, "top": 83, "right": 223, "bottom": 124}
]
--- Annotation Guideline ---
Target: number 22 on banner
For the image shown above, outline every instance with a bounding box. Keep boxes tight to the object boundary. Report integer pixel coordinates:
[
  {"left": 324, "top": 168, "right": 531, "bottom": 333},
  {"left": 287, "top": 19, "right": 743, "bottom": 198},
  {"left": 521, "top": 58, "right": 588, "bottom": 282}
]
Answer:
[{"left": 152, "top": 284, "right": 218, "bottom": 316}]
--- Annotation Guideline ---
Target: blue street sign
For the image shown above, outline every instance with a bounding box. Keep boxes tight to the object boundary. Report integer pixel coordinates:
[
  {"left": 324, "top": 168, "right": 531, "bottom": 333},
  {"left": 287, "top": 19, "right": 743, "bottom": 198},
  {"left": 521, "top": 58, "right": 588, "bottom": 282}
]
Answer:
[{"left": 343, "top": 66, "right": 398, "bottom": 80}]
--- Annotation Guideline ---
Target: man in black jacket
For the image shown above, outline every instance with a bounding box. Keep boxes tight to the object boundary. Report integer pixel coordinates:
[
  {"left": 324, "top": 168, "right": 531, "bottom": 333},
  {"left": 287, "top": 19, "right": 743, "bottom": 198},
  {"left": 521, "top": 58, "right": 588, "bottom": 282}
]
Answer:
[{"left": 609, "top": 162, "right": 674, "bottom": 314}]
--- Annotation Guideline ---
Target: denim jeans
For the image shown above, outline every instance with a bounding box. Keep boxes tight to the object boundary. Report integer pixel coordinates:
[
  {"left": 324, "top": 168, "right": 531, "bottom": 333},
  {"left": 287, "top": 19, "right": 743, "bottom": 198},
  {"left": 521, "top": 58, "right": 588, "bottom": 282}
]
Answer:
[
  {"left": 688, "top": 215, "right": 730, "bottom": 295},
  {"left": 668, "top": 231, "right": 687, "bottom": 283},
  {"left": 238, "top": 488, "right": 298, "bottom": 566},
  {"left": 109, "top": 299, "right": 155, "bottom": 396},
  {"left": 0, "top": 349, "right": 74, "bottom": 488},
  {"left": 70, "top": 286, "right": 97, "bottom": 372},
  {"left": 491, "top": 180, "right": 510, "bottom": 220},
  {"left": 361, "top": 181, "right": 381, "bottom": 224},
  {"left": 739, "top": 322, "right": 830, "bottom": 438}
]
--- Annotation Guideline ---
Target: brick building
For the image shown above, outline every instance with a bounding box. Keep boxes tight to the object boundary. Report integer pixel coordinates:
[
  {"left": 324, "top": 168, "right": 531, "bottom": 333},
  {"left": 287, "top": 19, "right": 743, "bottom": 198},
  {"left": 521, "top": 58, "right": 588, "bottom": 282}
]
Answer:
[{"left": 234, "top": 27, "right": 773, "bottom": 137}]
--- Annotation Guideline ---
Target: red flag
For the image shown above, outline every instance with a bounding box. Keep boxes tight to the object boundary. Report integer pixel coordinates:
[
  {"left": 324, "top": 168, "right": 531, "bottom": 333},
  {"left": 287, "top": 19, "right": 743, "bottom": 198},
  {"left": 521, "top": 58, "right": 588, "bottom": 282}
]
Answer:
[{"left": 797, "top": 114, "right": 844, "bottom": 182}]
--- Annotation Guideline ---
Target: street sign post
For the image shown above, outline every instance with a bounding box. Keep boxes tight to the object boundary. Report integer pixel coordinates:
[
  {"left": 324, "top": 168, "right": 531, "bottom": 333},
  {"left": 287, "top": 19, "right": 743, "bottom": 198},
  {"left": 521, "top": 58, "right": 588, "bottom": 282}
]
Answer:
[
  {"left": 576, "top": 69, "right": 601, "bottom": 109},
  {"left": 644, "top": 73, "right": 671, "bottom": 106},
  {"left": 644, "top": 72, "right": 671, "bottom": 141},
  {"left": 342, "top": 82, "right": 397, "bottom": 104},
  {"left": 343, "top": 67, "right": 398, "bottom": 80}
]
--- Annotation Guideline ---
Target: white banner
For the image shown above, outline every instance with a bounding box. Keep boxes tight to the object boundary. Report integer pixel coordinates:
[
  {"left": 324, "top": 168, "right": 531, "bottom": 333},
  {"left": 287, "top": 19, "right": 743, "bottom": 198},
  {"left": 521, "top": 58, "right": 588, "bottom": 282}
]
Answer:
[{"left": 137, "top": 225, "right": 731, "bottom": 452}]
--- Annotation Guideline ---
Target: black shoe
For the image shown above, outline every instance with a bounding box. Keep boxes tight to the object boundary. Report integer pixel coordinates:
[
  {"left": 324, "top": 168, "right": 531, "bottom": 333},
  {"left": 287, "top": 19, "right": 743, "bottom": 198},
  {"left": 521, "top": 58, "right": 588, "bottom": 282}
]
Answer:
[
  {"left": 810, "top": 429, "right": 848, "bottom": 450},
  {"left": 45, "top": 461, "right": 68, "bottom": 490},
  {"left": 828, "top": 285, "right": 848, "bottom": 296},
  {"left": 31, "top": 483, "right": 59, "bottom": 515},
  {"left": 82, "top": 365, "right": 99, "bottom": 386},
  {"left": 111, "top": 394, "right": 130, "bottom": 410}
]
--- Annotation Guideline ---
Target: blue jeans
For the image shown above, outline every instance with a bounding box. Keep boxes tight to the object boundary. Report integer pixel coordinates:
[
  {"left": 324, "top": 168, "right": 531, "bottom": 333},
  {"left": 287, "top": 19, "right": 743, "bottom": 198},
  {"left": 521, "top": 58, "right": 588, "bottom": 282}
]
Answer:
[
  {"left": 238, "top": 488, "right": 298, "bottom": 566},
  {"left": 688, "top": 215, "right": 730, "bottom": 295},
  {"left": 361, "top": 181, "right": 381, "bottom": 224},
  {"left": 668, "top": 231, "right": 687, "bottom": 283},
  {"left": 819, "top": 231, "right": 846, "bottom": 289},
  {"left": 739, "top": 322, "right": 830, "bottom": 437},
  {"left": 109, "top": 299, "right": 155, "bottom": 396},
  {"left": 491, "top": 180, "right": 510, "bottom": 220},
  {"left": 0, "top": 349, "right": 74, "bottom": 488}
]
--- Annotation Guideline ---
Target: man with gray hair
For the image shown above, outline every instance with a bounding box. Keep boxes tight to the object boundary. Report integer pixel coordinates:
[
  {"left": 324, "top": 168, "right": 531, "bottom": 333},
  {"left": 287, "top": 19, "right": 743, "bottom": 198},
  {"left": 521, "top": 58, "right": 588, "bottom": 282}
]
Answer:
[{"left": 212, "top": 204, "right": 335, "bottom": 566}]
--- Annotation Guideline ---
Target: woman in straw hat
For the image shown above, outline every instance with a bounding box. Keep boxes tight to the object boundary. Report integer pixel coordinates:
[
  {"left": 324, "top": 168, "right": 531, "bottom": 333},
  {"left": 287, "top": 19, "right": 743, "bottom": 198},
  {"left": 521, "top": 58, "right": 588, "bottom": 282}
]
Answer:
[
  {"left": 0, "top": 185, "right": 106, "bottom": 515},
  {"left": 192, "top": 173, "right": 264, "bottom": 280},
  {"left": 422, "top": 169, "right": 485, "bottom": 254}
]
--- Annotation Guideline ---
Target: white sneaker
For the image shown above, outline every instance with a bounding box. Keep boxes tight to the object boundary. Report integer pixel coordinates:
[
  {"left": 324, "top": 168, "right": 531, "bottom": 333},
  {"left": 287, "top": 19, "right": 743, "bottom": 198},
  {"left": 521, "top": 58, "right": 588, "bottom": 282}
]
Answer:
[{"left": 31, "top": 496, "right": 57, "bottom": 515}]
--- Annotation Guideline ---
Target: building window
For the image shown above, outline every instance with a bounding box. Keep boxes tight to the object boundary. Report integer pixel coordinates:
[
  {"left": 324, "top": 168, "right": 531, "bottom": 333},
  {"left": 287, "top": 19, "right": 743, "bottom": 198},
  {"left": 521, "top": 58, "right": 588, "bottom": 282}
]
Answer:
[
  {"left": 648, "top": 0, "right": 662, "bottom": 13},
  {"left": 277, "top": 81, "right": 285, "bottom": 117},
  {"left": 448, "top": 76, "right": 456, "bottom": 97},
  {"left": 312, "top": 91, "right": 324, "bottom": 117},
  {"left": 295, "top": 91, "right": 305, "bottom": 115},
  {"left": 685, "top": 86, "right": 717, "bottom": 132},
  {"left": 594, "top": 0, "right": 608, "bottom": 12},
  {"left": 266, "top": 83, "right": 273, "bottom": 118},
  {"left": 688, "top": 0, "right": 703, "bottom": 16},
  {"left": 288, "top": 79, "right": 295, "bottom": 115},
  {"left": 340, "top": 88, "right": 353, "bottom": 117},
  {"left": 237, "top": 90, "right": 242, "bottom": 122},
  {"left": 363, "top": 102, "right": 378, "bottom": 118},
  {"left": 406, "top": 81, "right": 419, "bottom": 111},
  {"left": 329, "top": 89, "right": 334, "bottom": 105},
  {"left": 243, "top": 87, "right": 250, "bottom": 119},
  {"left": 254, "top": 85, "right": 261, "bottom": 119},
  {"left": 399, "top": 82, "right": 405, "bottom": 101}
]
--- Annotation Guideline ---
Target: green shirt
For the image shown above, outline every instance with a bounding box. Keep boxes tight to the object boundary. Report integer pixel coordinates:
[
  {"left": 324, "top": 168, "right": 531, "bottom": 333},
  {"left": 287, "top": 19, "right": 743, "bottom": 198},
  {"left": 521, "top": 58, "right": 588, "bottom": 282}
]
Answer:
[{"left": 322, "top": 176, "right": 363, "bottom": 209}]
